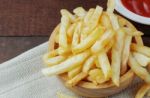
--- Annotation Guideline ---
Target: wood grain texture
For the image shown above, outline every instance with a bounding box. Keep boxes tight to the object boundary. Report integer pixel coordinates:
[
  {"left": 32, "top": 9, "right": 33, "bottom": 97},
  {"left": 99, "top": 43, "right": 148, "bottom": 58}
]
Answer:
[
  {"left": 0, "top": 0, "right": 149, "bottom": 36},
  {"left": 0, "top": 37, "right": 48, "bottom": 63}
]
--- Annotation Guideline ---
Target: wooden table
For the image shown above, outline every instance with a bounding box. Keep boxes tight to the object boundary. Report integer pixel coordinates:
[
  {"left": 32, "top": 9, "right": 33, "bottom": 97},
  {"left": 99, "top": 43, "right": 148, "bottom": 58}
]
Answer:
[{"left": 0, "top": 0, "right": 150, "bottom": 63}]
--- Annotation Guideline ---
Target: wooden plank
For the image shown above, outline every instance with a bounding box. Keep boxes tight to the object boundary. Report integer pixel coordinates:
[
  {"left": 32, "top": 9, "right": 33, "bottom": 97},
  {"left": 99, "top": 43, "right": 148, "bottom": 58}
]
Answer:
[
  {"left": 0, "top": 37, "right": 48, "bottom": 63},
  {"left": 0, "top": 0, "right": 149, "bottom": 36},
  {"left": 0, "top": 36, "right": 150, "bottom": 63}
]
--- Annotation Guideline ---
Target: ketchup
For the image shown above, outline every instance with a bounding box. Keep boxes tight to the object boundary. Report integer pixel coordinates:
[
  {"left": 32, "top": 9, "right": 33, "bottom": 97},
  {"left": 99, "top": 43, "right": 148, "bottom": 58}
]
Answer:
[{"left": 121, "top": 0, "right": 150, "bottom": 18}]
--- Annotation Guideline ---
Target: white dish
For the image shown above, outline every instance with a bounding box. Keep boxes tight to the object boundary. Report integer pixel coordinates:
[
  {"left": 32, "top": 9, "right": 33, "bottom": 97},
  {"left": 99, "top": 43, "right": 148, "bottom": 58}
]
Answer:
[{"left": 115, "top": 0, "right": 150, "bottom": 25}]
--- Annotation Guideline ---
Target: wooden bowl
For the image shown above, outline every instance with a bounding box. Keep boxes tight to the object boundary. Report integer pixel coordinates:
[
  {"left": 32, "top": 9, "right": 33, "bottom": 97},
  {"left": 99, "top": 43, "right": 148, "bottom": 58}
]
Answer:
[{"left": 48, "top": 16, "right": 139, "bottom": 98}]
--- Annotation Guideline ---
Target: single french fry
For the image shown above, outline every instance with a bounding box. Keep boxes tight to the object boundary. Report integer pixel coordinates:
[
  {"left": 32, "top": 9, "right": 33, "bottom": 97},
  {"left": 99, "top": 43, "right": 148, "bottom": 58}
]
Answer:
[
  {"left": 128, "top": 53, "right": 150, "bottom": 83},
  {"left": 66, "top": 72, "right": 87, "bottom": 86},
  {"left": 122, "top": 27, "right": 143, "bottom": 36},
  {"left": 91, "top": 29, "right": 115, "bottom": 54},
  {"left": 131, "top": 43, "right": 150, "bottom": 57},
  {"left": 98, "top": 51, "right": 112, "bottom": 79},
  {"left": 100, "top": 12, "right": 112, "bottom": 29},
  {"left": 67, "top": 23, "right": 77, "bottom": 40},
  {"left": 107, "top": 13, "right": 120, "bottom": 30},
  {"left": 73, "top": 7, "right": 86, "bottom": 18},
  {"left": 82, "top": 55, "right": 96, "bottom": 73},
  {"left": 83, "top": 6, "right": 103, "bottom": 36},
  {"left": 133, "top": 52, "right": 150, "bottom": 67},
  {"left": 84, "top": 8, "right": 95, "bottom": 24},
  {"left": 121, "top": 35, "right": 132, "bottom": 75},
  {"left": 135, "top": 83, "right": 150, "bottom": 98},
  {"left": 111, "top": 29, "right": 125, "bottom": 86},
  {"left": 88, "top": 6, "right": 103, "bottom": 27},
  {"left": 59, "top": 15, "right": 70, "bottom": 48},
  {"left": 107, "top": 0, "right": 115, "bottom": 13},
  {"left": 72, "top": 26, "right": 105, "bottom": 54},
  {"left": 61, "top": 9, "right": 76, "bottom": 22},
  {"left": 68, "top": 66, "right": 82, "bottom": 79},
  {"left": 72, "top": 22, "right": 82, "bottom": 47},
  {"left": 43, "top": 55, "right": 66, "bottom": 66},
  {"left": 42, "top": 50, "right": 90, "bottom": 76}
]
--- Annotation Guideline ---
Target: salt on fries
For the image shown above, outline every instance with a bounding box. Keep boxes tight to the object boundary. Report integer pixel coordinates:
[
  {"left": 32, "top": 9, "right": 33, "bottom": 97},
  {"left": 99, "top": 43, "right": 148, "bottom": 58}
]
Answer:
[{"left": 42, "top": 0, "right": 150, "bottom": 98}]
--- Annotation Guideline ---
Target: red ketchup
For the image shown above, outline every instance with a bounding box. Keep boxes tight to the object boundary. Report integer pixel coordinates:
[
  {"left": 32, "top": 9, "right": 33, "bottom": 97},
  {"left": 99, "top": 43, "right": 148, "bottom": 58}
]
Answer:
[{"left": 121, "top": 0, "right": 150, "bottom": 18}]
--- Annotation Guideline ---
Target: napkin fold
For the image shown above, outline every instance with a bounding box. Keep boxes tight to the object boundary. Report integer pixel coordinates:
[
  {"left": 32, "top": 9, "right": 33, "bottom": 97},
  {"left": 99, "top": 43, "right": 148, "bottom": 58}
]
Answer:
[{"left": 0, "top": 42, "right": 147, "bottom": 98}]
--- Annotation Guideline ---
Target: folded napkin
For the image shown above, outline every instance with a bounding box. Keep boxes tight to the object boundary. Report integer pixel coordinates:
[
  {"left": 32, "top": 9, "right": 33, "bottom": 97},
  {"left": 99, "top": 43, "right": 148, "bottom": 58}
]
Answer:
[{"left": 0, "top": 42, "right": 147, "bottom": 98}]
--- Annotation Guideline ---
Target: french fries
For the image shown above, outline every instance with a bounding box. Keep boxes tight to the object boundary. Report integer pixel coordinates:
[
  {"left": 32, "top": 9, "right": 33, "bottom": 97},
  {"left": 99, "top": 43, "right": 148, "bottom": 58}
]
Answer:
[
  {"left": 131, "top": 43, "right": 150, "bottom": 57},
  {"left": 57, "top": 91, "right": 77, "bottom": 98},
  {"left": 73, "top": 7, "right": 86, "bottom": 18},
  {"left": 59, "top": 15, "right": 70, "bottom": 48},
  {"left": 128, "top": 54, "right": 150, "bottom": 83},
  {"left": 121, "top": 35, "right": 132, "bottom": 75},
  {"left": 68, "top": 66, "right": 82, "bottom": 79},
  {"left": 133, "top": 52, "right": 150, "bottom": 67},
  {"left": 98, "top": 51, "right": 111, "bottom": 79},
  {"left": 135, "top": 83, "right": 150, "bottom": 98},
  {"left": 111, "top": 29, "right": 125, "bottom": 86},
  {"left": 72, "top": 26, "right": 105, "bottom": 53},
  {"left": 82, "top": 55, "right": 96, "bottom": 73},
  {"left": 42, "top": 2, "right": 150, "bottom": 98},
  {"left": 66, "top": 72, "right": 87, "bottom": 86},
  {"left": 91, "top": 29, "right": 115, "bottom": 54},
  {"left": 42, "top": 50, "right": 90, "bottom": 76}
]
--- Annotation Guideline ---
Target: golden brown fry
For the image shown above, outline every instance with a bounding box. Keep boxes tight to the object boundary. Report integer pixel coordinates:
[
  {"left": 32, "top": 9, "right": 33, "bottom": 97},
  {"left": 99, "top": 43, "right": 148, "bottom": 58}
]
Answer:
[
  {"left": 61, "top": 9, "right": 76, "bottom": 22},
  {"left": 91, "top": 29, "right": 115, "bottom": 54},
  {"left": 98, "top": 51, "right": 112, "bottom": 79},
  {"left": 68, "top": 66, "right": 82, "bottom": 79},
  {"left": 72, "top": 26, "right": 105, "bottom": 54},
  {"left": 107, "top": 13, "right": 120, "bottom": 30},
  {"left": 131, "top": 43, "right": 150, "bottom": 57},
  {"left": 128, "top": 53, "right": 150, "bottom": 83},
  {"left": 43, "top": 54, "right": 66, "bottom": 66},
  {"left": 122, "top": 27, "right": 143, "bottom": 36},
  {"left": 72, "top": 22, "right": 82, "bottom": 47},
  {"left": 100, "top": 12, "right": 112, "bottom": 29},
  {"left": 135, "top": 83, "right": 150, "bottom": 98},
  {"left": 42, "top": 50, "right": 90, "bottom": 76},
  {"left": 73, "top": 7, "right": 86, "bottom": 18},
  {"left": 121, "top": 35, "right": 132, "bottom": 75},
  {"left": 84, "top": 8, "right": 95, "bottom": 24},
  {"left": 107, "top": 0, "right": 115, "bottom": 13},
  {"left": 111, "top": 29, "right": 125, "bottom": 86},
  {"left": 82, "top": 55, "right": 96, "bottom": 73},
  {"left": 59, "top": 15, "right": 70, "bottom": 48},
  {"left": 67, "top": 23, "right": 77, "bottom": 39},
  {"left": 133, "top": 52, "right": 150, "bottom": 67},
  {"left": 88, "top": 6, "right": 103, "bottom": 28},
  {"left": 66, "top": 72, "right": 87, "bottom": 86}
]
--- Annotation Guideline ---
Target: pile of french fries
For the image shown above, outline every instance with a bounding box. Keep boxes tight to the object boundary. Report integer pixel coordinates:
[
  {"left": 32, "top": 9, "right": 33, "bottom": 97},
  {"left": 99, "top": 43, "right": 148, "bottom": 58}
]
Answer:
[{"left": 42, "top": 0, "right": 150, "bottom": 98}]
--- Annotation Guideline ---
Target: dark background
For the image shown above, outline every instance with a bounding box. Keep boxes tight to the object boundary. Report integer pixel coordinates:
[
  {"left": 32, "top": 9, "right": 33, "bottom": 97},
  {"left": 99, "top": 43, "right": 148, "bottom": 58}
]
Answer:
[{"left": 0, "top": 0, "right": 150, "bottom": 63}]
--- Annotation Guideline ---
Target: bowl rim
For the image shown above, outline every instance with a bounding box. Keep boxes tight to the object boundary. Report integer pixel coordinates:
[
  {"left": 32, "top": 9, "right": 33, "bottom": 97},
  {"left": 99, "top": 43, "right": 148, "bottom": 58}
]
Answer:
[{"left": 115, "top": 0, "right": 150, "bottom": 25}]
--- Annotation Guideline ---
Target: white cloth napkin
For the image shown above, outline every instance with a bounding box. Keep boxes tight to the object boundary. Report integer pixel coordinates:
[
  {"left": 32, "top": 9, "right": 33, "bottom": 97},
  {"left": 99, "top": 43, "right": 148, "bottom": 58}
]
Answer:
[{"left": 0, "top": 42, "right": 148, "bottom": 98}]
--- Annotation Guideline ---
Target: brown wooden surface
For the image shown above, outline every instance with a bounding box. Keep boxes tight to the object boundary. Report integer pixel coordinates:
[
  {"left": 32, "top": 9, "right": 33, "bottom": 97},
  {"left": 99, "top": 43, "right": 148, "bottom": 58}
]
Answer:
[
  {"left": 0, "top": 0, "right": 149, "bottom": 36},
  {"left": 0, "top": 0, "right": 150, "bottom": 63}
]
